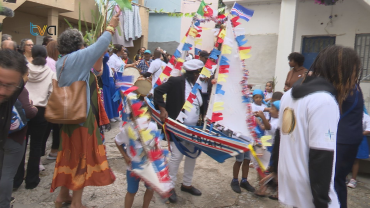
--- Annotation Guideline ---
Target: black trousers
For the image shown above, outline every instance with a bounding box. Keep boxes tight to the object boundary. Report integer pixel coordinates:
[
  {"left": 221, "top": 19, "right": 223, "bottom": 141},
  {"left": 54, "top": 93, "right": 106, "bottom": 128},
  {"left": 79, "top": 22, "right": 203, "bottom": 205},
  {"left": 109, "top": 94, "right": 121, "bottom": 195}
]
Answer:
[
  {"left": 41, "top": 123, "right": 60, "bottom": 156},
  {"left": 334, "top": 142, "right": 361, "bottom": 208},
  {"left": 14, "top": 106, "right": 48, "bottom": 188}
]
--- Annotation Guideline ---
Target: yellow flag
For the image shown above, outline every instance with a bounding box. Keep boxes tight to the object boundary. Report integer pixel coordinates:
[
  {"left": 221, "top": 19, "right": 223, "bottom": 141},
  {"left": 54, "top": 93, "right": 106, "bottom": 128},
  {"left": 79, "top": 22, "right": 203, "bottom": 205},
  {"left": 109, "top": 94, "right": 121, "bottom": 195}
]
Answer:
[
  {"left": 200, "top": 67, "right": 211, "bottom": 78},
  {"left": 159, "top": 73, "right": 169, "bottom": 80},
  {"left": 188, "top": 28, "right": 198, "bottom": 37},
  {"left": 177, "top": 58, "right": 185, "bottom": 63},
  {"left": 261, "top": 135, "right": 273, "bottom": 147},
  {"left": 140, "top": 129, "right": 153, "bottom": 143},
  {"left": 222, "top": 44, "right": 232, "bottom": 54},
  {"left": 127, "top": 126, "right": 137, "bottom": 140},
  {"left": 213, "top": 102, "right": 224, "bottom": 111},
  {"left": 181, "top": 36, "right": 187, "bottom": 43},
  {"left": 183, "top": 100, "right": 193, "bottom": 112},
  {"left": 217, "top": 74, "right": 228, "bottom": 82},
  {"left": 219, "top": 29, "right": 226, "bottom": 39},
  {"left": 194, "top": 38, "right": 202, "bottom": 46},
  {"left": 240, "top": 50, "right": 252, "bottom": 60}
]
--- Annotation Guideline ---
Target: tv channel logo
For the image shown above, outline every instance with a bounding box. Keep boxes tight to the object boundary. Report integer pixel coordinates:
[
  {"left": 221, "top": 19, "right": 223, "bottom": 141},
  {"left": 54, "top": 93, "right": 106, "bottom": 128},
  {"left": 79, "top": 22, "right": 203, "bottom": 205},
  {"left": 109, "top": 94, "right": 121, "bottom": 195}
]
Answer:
[{"left": 30, "top": 22, "right": 56, "bottom": 36}]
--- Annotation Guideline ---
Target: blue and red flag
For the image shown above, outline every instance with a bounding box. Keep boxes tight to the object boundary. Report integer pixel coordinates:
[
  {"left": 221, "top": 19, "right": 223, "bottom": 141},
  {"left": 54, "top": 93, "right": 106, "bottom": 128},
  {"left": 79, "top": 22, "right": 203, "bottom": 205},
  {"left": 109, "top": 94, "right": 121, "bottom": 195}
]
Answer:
[{"left": 230, "top": 3, "right": 254, "bottom": 22}]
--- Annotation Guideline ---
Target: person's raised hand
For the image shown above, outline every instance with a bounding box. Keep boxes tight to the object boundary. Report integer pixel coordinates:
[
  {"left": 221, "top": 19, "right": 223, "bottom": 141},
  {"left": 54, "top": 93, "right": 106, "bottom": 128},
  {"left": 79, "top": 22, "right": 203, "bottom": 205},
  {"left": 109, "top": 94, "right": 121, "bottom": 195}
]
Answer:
[{"left": 109, "top": 11, "right": 120, "bottom": 28}]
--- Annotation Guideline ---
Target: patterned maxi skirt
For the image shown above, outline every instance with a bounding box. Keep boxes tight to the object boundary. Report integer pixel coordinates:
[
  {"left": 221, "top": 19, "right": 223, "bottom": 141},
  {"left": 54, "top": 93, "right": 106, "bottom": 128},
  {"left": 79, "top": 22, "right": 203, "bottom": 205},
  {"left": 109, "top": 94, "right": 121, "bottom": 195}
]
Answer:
[{"left": 50, "top": 73, "right": 115, "bottom": 192}]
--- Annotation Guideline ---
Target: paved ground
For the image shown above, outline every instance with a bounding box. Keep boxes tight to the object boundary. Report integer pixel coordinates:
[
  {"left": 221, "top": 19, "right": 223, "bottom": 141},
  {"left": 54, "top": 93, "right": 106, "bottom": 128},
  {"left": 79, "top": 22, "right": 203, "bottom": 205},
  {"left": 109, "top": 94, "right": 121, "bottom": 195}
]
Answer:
[{"left": 11, "top": 122, "right": 370, "bottom": 208}]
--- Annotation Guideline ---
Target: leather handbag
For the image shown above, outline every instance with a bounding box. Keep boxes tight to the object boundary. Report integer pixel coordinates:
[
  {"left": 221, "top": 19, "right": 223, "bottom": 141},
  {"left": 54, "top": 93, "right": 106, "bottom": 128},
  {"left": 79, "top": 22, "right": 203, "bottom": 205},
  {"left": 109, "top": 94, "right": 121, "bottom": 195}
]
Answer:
[{"left": 45, "top": 57, "right": 87, "bottom": 124}]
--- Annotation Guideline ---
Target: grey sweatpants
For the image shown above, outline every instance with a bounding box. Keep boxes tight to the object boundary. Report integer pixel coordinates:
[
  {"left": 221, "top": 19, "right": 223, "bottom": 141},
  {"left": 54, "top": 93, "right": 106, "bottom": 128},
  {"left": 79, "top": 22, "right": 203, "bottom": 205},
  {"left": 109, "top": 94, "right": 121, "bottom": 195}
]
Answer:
[{"left": 0, "top": 139, "right": 26, "bottom": 208}]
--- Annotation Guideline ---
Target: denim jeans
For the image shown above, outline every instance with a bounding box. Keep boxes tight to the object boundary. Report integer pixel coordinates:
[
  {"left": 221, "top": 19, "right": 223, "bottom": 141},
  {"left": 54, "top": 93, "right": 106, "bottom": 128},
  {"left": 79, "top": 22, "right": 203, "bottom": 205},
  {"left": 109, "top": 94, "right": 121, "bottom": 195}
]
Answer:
[
  {"left": 0, "top": 139, "right": 26, "bottom": 208},
  {"left": 14, "top": 107, "right": 48, "bottom": 189}
]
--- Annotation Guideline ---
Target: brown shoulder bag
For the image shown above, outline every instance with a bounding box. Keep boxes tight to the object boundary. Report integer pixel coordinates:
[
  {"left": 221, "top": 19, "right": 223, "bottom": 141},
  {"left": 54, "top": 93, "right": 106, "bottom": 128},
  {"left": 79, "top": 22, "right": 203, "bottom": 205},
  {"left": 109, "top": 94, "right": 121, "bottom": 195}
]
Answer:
[{"left": 45, "top": 57, "right": 87, "bottom": 124}]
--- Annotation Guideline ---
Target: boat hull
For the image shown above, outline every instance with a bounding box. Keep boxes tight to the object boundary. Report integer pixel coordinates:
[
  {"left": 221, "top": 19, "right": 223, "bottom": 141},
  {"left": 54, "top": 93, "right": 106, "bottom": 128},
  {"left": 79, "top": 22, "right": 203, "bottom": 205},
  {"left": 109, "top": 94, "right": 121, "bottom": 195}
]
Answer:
[{"left": 146, "top": 98, "right": 251, "bottom": 163}]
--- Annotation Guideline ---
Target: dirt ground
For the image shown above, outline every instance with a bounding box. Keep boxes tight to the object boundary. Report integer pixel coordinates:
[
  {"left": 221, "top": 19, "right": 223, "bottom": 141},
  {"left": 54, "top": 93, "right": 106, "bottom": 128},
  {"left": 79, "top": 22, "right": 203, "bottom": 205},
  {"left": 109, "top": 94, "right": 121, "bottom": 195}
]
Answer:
[{"left": 11, "top": 122, "right": 370, "bottom": 208}]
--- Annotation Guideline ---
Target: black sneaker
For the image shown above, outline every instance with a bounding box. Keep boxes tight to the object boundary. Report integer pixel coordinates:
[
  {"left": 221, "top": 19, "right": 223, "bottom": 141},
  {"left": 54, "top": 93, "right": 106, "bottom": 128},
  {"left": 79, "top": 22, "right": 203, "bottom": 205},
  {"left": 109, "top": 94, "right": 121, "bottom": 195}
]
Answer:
[
  {"left": 230, "top": 180, "right": 241, "bottom": 193},
  {"left": 240, "top": 180, "right": 255, "bottom": 192},
  {"left": 10, "top": 197, "right": 15, "bottom": 204},
  {"left": 168, "top": 189, "right": 178, "bottom": 203},
  {"left": 180, "top": 185, "right": 202, "bottom": 196}
]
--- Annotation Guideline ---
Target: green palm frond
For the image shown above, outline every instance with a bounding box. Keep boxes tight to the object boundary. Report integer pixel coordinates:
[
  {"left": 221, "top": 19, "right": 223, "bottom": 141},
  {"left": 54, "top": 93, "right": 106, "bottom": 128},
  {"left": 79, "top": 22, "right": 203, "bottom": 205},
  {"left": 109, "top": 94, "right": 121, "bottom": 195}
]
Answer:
[{"left": 64, "top": 18, "right": 74, "bottom": 29}]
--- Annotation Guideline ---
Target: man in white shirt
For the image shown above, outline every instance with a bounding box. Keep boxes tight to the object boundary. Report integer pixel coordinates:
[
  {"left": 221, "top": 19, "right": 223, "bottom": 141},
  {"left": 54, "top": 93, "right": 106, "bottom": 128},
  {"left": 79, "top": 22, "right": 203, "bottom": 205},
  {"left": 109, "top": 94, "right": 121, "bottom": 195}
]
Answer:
[
  {"left": 278, "top": 75, "right": 340, "bottom": 208},
  {"left": 142, "top": 50, "right": 164, "bottom": 94},
  {"left": 154, "top": 59, "right": 205, "bottom": 203}
]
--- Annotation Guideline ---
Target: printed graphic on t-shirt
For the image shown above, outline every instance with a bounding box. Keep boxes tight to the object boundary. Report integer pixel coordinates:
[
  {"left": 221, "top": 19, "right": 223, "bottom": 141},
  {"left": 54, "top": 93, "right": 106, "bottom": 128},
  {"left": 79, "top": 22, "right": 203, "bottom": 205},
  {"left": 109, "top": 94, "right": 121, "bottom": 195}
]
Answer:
[
  {"left": 282, "top": 107, "right": 296, "bottom": 135},
  {"left": 325, "top": 129, "right": 335, "bottom": 142}
]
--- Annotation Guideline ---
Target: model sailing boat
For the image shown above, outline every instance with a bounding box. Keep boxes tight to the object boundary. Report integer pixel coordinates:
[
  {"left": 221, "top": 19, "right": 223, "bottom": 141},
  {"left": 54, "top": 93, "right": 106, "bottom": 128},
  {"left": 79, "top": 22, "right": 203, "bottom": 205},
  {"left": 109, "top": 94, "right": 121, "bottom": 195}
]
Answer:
[{"left": 146, "top": 4, "right": 257, "bottom": 163}]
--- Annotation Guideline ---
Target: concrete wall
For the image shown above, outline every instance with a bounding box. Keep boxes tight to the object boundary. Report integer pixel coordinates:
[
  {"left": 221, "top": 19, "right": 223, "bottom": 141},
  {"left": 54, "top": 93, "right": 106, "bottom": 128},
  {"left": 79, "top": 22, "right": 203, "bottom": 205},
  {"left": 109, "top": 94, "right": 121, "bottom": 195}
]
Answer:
[
  {"left": 235, "top": 3, "right": 281, "bottom": 88},
  {"left": 2, "top": 11, "right": 47, "bottom": 44},
  {"left": 60, "top": 0, "right": 98, "bottom": 24},
  {"left": 146, "top": 0, "right": 182, "bottom": 54}
]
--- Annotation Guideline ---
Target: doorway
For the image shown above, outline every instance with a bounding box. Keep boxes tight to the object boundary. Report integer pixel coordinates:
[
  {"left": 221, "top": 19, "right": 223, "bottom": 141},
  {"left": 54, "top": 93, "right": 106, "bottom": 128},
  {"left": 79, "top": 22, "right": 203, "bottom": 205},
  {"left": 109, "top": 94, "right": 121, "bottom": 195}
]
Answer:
[{"left": 301, "top": 36, "right": 336, "bottom": 69}]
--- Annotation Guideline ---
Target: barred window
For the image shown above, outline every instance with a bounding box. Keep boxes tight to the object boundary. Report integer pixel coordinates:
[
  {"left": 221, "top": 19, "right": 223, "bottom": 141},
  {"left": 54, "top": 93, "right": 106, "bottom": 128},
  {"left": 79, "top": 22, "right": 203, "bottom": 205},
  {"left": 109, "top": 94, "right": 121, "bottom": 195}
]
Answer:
[{"left": 355, "top": 34, "right": 370, "bottom": 81}]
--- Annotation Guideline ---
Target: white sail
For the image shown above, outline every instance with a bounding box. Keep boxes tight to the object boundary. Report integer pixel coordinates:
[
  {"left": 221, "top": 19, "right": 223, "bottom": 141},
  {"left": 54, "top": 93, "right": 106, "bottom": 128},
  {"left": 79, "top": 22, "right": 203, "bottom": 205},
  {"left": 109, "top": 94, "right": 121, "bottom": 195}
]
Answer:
[{"left": 206, "top": 19, "right": 251, "bottom": 138}]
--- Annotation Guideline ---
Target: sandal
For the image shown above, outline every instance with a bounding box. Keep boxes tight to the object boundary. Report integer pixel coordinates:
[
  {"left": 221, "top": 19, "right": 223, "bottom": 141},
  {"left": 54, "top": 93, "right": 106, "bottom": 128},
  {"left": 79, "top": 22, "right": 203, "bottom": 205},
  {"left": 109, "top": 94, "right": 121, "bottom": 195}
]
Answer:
[
  {"left": 254, "top": 193, "right": 267, "bottom": 197},
  {"left": 269, "top": 195, "right": 278, "bottom": 200}
]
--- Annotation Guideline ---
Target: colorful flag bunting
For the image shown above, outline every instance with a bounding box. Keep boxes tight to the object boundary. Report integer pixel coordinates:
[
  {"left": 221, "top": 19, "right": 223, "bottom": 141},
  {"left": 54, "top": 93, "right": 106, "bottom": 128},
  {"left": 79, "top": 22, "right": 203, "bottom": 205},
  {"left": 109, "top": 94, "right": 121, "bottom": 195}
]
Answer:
[
  {"left": 213, "top": 101, "right": 224, "bottom": 111},
  {"left": 217, "top": 73, "right": 228, "bottom": 82},
  {"left": 211, "top": 112, "right": 223, "bottom": 122},
  {"left": 183, "top": 100, "right": 193, "bottom": 112},
  {"left": 182, "top": 43, "right": 193, "bottom": 51},
  {"left": 200, "top": 67, "right": 212, "bottom": 78},
  {"left": 219, "top": 65, "right": 229, "bottom": 74},
  {"left": 215, "top": 84, "right": 225, "bottom": 95},
  {"left": 230, "top": 3, "right": 255, "bottom": 22},
  {"left": 222, "top": 44, "right": 232, "bottom": 54},
  {"left": 187, "top": 93, "right": 197, "bottom": 103},
  {"left": 162, "top": 66, "right": 172, "bottom": 76},
  {"left": 195, "top": 48, "right": 202, "bottom": 56},
  {"left": 219, "top": 56, "right": 230, "bottom": 66},
  {"left": 231, "top": 16, "right": 241, "bottom": 27},
  {"left": 191, "top": 83, "right": 202, "bottom": 94},
  {"left": 169, "top": 55, "right": 176, "bottom": 65},
  {"left": 236, "top": 35, "right": 248, "bottom": 46},
  {"left": 205, "top": 59, "right": 217, "bottom": 69},
  {"left": 174, "top": 50, "right": 181, "bottom": 58},
  {"left": 194, "top": 38, "right": 202, "bottom": 46},
  {"left": 209, "top": 48, "right": 221, "bottom": 60},
  {"left": 123, "top": 86, "right": 138, "bottom": 96}
]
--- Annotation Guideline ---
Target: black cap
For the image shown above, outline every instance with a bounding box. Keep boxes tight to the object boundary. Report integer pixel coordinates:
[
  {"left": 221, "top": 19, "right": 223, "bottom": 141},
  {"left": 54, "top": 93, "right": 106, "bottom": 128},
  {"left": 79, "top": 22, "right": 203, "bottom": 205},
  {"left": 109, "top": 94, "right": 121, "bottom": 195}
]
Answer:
[{"left": 199, "top": 50, "right": 209, "bottom": 58}]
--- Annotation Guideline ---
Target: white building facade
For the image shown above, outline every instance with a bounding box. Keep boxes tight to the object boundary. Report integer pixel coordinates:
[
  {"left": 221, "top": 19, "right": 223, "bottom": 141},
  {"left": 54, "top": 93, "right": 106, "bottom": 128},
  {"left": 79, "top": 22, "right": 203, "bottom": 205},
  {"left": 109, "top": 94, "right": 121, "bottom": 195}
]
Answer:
[{"left": 224, "top": 0, "right": 370, "bottom": 109}]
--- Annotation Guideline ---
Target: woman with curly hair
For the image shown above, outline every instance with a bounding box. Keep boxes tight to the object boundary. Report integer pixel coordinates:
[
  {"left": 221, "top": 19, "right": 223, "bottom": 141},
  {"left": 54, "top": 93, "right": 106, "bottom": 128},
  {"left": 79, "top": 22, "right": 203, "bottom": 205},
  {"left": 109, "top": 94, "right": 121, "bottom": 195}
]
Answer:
[
  {"left": 19, "top": 38, "right": 34, "bottom": 63},
  {"left": 51, "top": 14, "right": 119, "bottom": 208}
]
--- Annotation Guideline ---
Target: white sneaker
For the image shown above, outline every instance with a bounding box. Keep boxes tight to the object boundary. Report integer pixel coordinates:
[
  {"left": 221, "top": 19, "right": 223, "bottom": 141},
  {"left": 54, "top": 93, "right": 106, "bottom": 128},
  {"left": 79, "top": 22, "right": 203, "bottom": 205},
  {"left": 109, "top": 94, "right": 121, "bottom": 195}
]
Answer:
[
  {"left": 114, "top": 117, "right": 121, "bottom": 121},
  {"left": 39, "top": 161, "right": 45, "bottom": 172},
  {"left": 347, "top": 179, "right": 357, "bottom": 188},
  {"left": 110, "top": 118, "right": 117, "bottom": 123}
]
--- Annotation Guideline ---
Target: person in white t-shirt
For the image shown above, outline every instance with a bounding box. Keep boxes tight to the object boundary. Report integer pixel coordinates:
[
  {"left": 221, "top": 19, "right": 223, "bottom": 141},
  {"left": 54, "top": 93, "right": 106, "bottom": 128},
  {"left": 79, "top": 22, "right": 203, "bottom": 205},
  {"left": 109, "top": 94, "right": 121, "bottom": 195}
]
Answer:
[
  {"left": 107, "top": 44, "right": 126, "bottom": 122},
  {"left": 278, "top": 45, "right": 362, "bottom": 208},
  {"left": 264, "top": 81, "right": 274, "bottom": 104},
  {"left": 254, "top": 101, "right": 280, "bottom": 199},
  {"left": 142, "top": 49, "right": 164, "bottom": 94},
  {"left": 251, "top": 89, "right": 269, "bottom": 120},
  {"left": 115, "top": 116, "right": 157, "bottom": 208}
]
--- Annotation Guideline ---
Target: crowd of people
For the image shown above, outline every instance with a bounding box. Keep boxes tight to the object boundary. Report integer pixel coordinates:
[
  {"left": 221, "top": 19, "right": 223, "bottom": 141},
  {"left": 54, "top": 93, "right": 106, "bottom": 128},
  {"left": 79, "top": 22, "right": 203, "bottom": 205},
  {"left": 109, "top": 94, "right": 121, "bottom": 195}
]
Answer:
[{"left": 0, "top": 12, "right": 368, "bottom": 208}]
